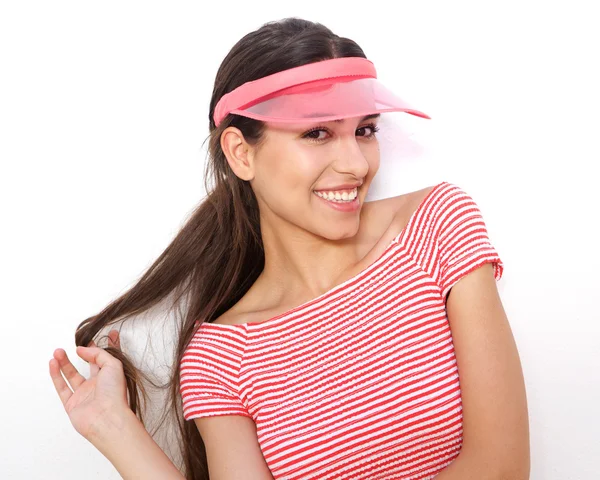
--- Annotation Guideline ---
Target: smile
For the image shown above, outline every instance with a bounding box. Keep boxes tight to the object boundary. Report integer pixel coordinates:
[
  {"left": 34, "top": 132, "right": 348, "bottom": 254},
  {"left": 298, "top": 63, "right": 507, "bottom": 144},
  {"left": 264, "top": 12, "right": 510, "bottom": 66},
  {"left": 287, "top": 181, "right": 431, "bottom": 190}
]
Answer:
[{"left": 312, "top": 187, "right": 358, "bottom": 203}]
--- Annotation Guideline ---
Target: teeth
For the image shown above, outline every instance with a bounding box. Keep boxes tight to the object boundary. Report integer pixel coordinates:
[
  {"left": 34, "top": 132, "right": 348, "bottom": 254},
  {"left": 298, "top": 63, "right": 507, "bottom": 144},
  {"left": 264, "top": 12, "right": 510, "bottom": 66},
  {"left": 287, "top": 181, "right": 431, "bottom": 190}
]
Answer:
[{"left": 313, "top": 187, "right": 358, "bottom": 203}]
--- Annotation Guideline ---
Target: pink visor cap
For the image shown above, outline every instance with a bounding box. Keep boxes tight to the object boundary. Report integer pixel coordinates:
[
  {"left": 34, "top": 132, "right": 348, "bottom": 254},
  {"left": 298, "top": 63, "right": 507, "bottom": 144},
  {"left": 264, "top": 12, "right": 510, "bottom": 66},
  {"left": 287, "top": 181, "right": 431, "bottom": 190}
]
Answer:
[{"left": 213, "top": 57, "right": 430, "bottom": 128}]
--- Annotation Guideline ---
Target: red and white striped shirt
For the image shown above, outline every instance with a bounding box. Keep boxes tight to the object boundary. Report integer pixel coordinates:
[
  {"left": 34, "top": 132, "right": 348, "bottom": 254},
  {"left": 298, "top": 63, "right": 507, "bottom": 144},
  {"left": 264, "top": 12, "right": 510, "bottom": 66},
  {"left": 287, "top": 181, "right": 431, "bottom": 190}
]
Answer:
[{"left": 180, "top": 182, "right": 504, "bottom": 480}]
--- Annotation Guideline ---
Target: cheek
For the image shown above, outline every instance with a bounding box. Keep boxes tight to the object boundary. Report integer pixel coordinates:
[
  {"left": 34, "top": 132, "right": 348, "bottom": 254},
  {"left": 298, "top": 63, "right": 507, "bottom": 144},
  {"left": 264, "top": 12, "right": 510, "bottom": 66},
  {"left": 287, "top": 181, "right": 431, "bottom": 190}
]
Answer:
[
  {"left": 273, "top": 151, "right": 322, "bottom": 190},
  {"left": 255, "top": 151, "right": 319, "bottom": 205}
]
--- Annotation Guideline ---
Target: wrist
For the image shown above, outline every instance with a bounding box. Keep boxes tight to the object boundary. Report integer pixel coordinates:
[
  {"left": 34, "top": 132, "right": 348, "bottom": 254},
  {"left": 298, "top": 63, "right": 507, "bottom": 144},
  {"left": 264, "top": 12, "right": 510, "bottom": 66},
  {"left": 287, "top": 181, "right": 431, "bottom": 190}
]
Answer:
[
  {"left": 85, "top": 406, "right": 185, "bottom": 479},
  {"left": 86, "top": 406, "right": 138, "bottom": 446}
]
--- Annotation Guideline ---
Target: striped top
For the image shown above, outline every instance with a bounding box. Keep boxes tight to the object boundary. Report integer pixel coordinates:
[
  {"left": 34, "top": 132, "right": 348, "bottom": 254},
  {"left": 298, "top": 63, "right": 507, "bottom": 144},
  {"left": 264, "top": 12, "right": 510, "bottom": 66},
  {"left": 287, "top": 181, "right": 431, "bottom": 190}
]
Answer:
[{"left": 179, "top": 182, "right": 504, "bottom": 480}]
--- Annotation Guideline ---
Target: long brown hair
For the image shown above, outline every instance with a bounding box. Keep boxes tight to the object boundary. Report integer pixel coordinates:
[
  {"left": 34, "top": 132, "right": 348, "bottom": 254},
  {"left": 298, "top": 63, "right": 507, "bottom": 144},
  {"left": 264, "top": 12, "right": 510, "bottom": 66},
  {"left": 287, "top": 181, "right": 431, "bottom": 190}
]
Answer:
[{"left": 74, "top": 17, "right": 368, "bottom": 479}]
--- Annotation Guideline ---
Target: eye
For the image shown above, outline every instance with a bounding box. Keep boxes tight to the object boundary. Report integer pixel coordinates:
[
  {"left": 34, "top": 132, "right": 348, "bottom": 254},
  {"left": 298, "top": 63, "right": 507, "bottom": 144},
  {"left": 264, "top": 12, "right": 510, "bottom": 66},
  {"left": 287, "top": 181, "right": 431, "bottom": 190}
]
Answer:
[
  {"left": 301, "top": 122, "right": 380, "bottom": 143},
  {"left": 303, "top": 128, "right": 329, "bottom": 141},
  {"left": 357, "top": 123, "right": 380, "bottom": 138}
]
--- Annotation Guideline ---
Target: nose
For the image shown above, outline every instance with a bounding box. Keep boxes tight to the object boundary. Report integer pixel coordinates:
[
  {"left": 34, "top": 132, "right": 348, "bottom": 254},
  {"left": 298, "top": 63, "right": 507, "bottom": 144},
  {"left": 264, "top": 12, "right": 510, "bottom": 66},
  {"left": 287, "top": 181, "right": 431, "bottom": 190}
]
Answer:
[{"left": 331, "top": 135, "right": 371, "bottom": 179}]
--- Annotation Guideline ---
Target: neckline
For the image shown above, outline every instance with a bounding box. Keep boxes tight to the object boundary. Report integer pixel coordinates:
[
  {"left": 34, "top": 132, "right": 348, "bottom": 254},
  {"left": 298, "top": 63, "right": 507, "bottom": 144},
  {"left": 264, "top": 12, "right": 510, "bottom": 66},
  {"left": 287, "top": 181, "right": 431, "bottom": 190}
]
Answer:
[{"left": 201, "top": 181, "right": 447, "bottom": 330}]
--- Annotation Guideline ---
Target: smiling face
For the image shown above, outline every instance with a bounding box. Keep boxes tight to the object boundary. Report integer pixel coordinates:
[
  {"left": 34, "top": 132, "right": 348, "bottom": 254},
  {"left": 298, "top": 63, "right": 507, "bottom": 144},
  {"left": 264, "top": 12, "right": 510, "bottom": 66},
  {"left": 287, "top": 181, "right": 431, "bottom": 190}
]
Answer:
[{"left": 246, "top": 113, "right": 381, "bottom": 241}]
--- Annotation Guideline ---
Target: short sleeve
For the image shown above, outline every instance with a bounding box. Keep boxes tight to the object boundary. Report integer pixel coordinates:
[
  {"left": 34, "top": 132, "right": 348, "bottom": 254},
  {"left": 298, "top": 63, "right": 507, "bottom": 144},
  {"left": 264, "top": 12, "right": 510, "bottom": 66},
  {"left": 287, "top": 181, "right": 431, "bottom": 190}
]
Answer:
[
  {"left": 435, "top": 184, "right": 504, "bottom": 300},
  {"left": 179, "top": 326, "right": 251, "bottom": 421}
]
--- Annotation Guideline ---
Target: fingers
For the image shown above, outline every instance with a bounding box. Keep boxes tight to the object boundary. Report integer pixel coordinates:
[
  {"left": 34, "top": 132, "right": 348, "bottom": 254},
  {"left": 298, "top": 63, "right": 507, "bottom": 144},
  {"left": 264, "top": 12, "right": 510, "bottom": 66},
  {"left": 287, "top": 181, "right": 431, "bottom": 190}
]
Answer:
[
  {"left": 86, "top": 340, "right": 100, "bottom": 375},
  {"left": 52, "top": 348, "right": 87, "bottom": 390},
  {"left": 50, "top": 358, "right": 73, "bottom": 406},
  {"left": 108, "top": 330, "right": 121, "bottom": 349},
  {"left": 76, "top": 345, "right": 122, "bottom": 371},
  {"left": 49, "top": 349, "right": 79, "bottom": 406},
  {"left": 85, "top": 331, "right": 120, "bottom": 376},
  {"left": 50, "top": 331, "right": 122, "bottom": 403},
  {"left": 87, "top": 330, "right": 121, "bottom": 349}
]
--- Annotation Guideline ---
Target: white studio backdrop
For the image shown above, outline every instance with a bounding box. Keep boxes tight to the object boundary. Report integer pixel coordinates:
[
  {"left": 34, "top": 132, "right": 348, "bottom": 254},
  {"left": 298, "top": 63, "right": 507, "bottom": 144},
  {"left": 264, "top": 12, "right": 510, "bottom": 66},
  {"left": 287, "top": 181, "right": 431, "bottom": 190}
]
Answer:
[{"left": 1, "top": 1, "right": 598, "bottom": 479}]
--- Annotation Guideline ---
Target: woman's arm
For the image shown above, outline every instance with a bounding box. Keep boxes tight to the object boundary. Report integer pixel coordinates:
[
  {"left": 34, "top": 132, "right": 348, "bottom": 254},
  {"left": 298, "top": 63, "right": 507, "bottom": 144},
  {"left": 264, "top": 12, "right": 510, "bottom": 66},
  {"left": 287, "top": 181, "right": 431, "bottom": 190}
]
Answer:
[
  {"left": 194, "top": 415, "right": 275, "bottom": 479},
  {"left": 89, "top": 407, "right": 185, "bottom": 480},
  {"left": 434, "top": 263, "right": 530, "bottom": 479}
]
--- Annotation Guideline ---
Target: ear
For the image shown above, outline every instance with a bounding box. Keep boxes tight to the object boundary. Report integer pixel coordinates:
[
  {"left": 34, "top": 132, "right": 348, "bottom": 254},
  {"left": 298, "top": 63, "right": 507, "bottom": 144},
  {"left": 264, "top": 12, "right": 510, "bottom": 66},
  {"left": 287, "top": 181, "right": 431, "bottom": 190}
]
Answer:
[{"left": 220, "top": 127, "right": 256, "bottom": 181}]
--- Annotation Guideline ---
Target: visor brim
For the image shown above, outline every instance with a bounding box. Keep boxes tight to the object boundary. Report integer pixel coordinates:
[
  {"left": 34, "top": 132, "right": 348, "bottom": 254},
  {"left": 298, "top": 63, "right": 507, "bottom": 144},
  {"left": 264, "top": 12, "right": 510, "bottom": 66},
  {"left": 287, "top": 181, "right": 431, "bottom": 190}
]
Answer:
[{"left": 230, "top": 78, "right": 430, "bottom": 124}]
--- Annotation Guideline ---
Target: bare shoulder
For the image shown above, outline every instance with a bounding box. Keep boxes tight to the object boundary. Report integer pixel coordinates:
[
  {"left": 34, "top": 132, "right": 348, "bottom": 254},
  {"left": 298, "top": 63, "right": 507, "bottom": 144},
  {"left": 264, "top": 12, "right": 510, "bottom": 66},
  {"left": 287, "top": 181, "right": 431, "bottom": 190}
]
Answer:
[
  {"left": 392, "top": 183, "right": 439, "bottom": 224},
  {"left": 362, "top": 183, "right": 439, "bottom": 236},
  {"left": 212, "top": 307, "right": 245, "bottom": 325},
  {"left": 194, "top": 415, "right": 273, "bottom": 478},
  {"left": 212, "top": 298, "right": 271, "bottom": 325}
]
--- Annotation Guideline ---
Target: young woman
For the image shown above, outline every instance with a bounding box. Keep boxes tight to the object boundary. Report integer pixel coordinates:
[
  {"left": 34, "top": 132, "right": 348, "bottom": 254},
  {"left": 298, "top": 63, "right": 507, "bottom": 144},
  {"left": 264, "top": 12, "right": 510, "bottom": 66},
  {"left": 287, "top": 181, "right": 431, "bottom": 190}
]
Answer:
[{"left": 49, "top": 17, "right": 529, "bottom": 480}]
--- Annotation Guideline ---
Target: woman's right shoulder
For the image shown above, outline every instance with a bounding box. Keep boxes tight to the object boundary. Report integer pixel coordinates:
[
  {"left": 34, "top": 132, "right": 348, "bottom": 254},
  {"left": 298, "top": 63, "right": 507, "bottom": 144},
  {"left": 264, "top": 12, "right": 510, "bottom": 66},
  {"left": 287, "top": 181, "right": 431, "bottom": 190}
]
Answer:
[
  {"left": 210, "top": 278, "right": 279, "bottom": 326},
  {"left": 211, "top": 308, "right": 245, "bottom": 326},
  {"left": 211, "top": 296, "right": 262, "bottom": 326}
]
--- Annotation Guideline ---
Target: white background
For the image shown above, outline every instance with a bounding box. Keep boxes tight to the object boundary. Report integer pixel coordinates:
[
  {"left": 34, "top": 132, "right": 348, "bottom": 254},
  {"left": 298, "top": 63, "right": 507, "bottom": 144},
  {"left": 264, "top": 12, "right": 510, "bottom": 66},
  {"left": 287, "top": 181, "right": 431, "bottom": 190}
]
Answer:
[{"left": 1, "top": 1, "right": 599, "bottom": 479}]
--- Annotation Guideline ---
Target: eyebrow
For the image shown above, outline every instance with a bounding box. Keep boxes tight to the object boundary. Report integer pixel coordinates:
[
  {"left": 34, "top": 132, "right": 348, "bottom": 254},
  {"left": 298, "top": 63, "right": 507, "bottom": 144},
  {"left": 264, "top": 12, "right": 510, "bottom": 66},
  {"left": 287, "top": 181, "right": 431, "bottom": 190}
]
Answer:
[{"left": 304, "top": 113, "right": 381, "bottom": 123}]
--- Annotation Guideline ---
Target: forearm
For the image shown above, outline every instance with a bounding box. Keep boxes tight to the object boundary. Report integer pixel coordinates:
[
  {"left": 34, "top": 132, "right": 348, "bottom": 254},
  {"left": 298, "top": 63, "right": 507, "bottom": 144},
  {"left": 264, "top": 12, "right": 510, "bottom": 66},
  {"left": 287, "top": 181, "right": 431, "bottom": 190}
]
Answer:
[{"left": 88, "top": 408, "right": 184, "bottom": 480}]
